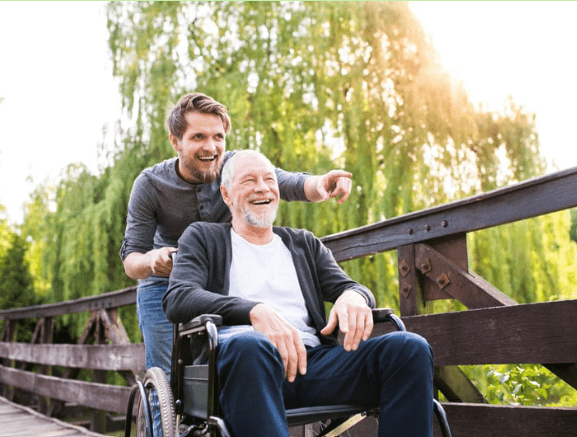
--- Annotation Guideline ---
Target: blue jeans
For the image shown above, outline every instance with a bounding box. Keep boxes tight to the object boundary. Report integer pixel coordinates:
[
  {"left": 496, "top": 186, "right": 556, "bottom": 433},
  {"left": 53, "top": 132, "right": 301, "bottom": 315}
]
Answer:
[
  {"left": 137, "top": 277, "right": 173, "bottom": 378},
  {"left": 217, "top": 331, "right": 434, "bottom": 437},
  {"left": 137, "top": 277, "right": 173, "bottom": 437}
]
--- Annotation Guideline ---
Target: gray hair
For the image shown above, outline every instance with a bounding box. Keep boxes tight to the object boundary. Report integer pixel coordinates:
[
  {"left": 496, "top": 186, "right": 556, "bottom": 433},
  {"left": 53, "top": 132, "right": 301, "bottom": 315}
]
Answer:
[{"left": 221, "top": 150, "right": 276, "bottom": 189}]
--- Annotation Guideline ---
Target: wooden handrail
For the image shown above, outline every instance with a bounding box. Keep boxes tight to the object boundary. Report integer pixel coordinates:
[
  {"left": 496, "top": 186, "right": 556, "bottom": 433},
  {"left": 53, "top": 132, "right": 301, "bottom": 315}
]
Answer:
[
  {"left": 0, "top": 286, "right": 136, "bottom": 321},
  {"left": 322, "top": 166, "right": 577, "bottom": 262}
]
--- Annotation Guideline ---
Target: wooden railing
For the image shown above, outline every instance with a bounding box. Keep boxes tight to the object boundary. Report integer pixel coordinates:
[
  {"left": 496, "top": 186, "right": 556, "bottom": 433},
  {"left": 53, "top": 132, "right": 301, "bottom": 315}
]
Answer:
[
  {"left": 1, "top": 166, "right": 577, "bottom": 436},
  {"left": 0, "top": 287, "right": 144, "bottom": 433}
]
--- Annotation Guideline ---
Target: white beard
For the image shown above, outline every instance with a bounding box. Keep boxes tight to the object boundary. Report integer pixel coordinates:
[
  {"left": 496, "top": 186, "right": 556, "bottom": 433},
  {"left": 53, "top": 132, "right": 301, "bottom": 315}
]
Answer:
[{"left": 242, "top": 204, "right": 278, "bottom": 228}]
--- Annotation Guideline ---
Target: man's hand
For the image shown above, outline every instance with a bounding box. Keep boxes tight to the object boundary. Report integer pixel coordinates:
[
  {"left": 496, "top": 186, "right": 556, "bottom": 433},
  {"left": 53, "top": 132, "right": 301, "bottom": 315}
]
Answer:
[
  {"left": 305, "top": 170, "right": 352, "bottom": 204},
  {"left": 250, "top": 304, "right": 307, "bottom": 382},
  {"left": 320, "top": 290, "right": 373, "bottom": 351},
  {"left": 123, "top": 247, "right": 177, "bottom": 279},
  {"left": 148, "top": 247, "right": 177, "bottom": 277}
]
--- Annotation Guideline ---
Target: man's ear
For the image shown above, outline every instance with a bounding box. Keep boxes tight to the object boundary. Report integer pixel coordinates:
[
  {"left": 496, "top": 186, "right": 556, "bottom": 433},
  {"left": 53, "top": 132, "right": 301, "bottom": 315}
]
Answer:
[
  {"left": 169, "top": 134, "right": 180, "bottom": 153},
  {"left": 220, "top": 185, "right": 231, "bottom": 206}
]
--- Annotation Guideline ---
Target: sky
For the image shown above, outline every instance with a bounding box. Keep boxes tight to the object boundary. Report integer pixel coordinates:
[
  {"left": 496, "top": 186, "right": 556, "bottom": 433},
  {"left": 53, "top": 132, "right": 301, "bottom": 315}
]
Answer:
[{"left": 1, "top": 1, "right": 577, "bottom": 225}]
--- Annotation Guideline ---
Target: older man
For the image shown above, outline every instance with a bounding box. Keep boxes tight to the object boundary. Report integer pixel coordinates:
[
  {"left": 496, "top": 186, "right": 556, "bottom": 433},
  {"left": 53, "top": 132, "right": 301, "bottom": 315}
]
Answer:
[
  {"left": 163, "top": 150, "right": 434, "bottom": 437},
  {"left": 120, "top": 93, "right": 353, "bottom": 378}
]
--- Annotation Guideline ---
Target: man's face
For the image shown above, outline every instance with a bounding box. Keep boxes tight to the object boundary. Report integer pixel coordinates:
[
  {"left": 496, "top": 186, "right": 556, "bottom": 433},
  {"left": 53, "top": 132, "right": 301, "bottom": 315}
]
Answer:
[
  {"left": 170, "top": 112, "right": 226, "bottom": 184},
  {"left": 223, "top": 155, "right": 279, "bottom": 228}
]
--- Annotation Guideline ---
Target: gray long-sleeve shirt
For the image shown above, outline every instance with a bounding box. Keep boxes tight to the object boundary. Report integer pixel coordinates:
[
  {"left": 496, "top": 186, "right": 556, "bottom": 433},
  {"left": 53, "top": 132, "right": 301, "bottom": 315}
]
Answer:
[{"left": 120, "top": 152, "right": 309, "bottom": 261}]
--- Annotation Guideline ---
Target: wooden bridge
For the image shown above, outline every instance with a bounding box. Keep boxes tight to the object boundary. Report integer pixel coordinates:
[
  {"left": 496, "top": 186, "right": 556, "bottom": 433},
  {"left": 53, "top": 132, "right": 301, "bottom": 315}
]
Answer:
[{"left": 1, "top": 166, "right": 577, "bottom": 436}]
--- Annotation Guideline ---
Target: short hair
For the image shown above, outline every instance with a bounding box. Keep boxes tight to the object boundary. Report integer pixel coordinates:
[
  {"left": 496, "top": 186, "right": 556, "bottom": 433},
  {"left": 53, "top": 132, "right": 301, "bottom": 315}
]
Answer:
[
  {"left": 166, "top": 93, "right": 231, "bottom": 140},
  {"left": 221, "top": 150, "right": 276, "bottom": 190}
]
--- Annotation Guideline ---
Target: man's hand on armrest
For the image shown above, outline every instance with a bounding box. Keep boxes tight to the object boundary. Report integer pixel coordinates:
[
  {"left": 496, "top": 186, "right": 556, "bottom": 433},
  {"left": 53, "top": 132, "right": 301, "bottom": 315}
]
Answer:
[
  {"left": 249, "top": 303, "right": 307, "bottom": 383},
  {"left": 123, "top": 247, "right": 177, "bottom": 279},
  {"left": 321, "top": 289, "right": 373, "bottom": 352}
]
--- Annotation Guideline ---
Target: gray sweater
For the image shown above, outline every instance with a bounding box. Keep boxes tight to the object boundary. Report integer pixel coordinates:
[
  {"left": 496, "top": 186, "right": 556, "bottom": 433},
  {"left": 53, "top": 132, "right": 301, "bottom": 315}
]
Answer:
[{"left": 163, "top": 222, "right": 375, "bottom": 345}]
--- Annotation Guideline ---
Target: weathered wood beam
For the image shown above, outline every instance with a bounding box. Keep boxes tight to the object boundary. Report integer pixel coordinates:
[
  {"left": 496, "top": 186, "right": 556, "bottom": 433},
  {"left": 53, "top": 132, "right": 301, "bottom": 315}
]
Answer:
[
  {"left": 0, "top": 286, "right": 137, "bottom": 321},
  {"left": 438, "top": 403, "right": 577, "bottom": 437},
  {"left": 347, "top": 403, "right": 577, "bottom": 437},
  {"left": 0, "top": 365, "right": 130, "bottom": 414},
  {"left": 0, "top": 342, "right": 145, "bottom": 371},
  {"left": 372, "top": 300, "right": 577, "bottom": 367},
  {"left": 322, "top": 167, "right": 577, "bottom": 262},
  {"left": 434, "top": 366, "right": 486, "bottom": 404},
  {"left": 415, "top": 243, "right": 517, "bottom": 308}
]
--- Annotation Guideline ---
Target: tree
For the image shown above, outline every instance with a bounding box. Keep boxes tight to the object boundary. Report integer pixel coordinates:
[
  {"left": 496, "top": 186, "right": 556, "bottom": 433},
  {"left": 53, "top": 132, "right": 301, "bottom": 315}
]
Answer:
[{"left": 0, "top": 232, "right": 37, "bottom": 342}]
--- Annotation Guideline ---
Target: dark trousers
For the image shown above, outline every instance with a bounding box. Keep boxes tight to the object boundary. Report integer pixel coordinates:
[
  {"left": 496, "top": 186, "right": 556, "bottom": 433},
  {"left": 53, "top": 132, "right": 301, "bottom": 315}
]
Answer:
[{"left": 217, "top": 330, "right": 434, "bottom": 437}]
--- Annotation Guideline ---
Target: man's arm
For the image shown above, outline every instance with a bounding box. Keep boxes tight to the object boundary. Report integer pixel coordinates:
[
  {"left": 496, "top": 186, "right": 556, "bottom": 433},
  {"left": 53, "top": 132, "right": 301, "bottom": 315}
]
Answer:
[
  {"left": 249, "top": 304, "right": 307, "bottom": 383},
  {"left": 123, "top": 247, "right": 177, "bottom": 279},
  {"left": 275, "top": 167, "right": 353, "bottom": 204},
  {"left": 163, "top": 223, "right": 259, "bottom": 324},
  {"left": 304, "top": 170, "right": 353, "bottom": 204},
  {"left": 306, "top": 231, "right": 375, "bottom": 350},
  {"left": 320, "top": 290, "right": 373, "bottom": 352}
]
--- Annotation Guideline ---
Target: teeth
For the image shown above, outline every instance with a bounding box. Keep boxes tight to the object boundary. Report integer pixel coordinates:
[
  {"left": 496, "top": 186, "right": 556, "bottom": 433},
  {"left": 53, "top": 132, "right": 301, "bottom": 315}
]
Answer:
[
  {"left": 252, "top": 200, "right": 271, "bottom": 205},
  {"left": 198, "top": 156, "right": 215, "bottom": 161}
]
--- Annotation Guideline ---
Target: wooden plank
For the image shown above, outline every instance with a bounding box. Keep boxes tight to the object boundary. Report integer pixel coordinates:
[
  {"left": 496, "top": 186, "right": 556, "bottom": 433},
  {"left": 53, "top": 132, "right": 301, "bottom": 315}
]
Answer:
[
  {"left": 372, "top": 300, "right": 577, "bottom": 366},
  {"left": 438, "top": 403, "right": 577, "bottom": 437},
  {"left": 344, "top": 403, "right": 577, "bottom": 437},
  {"left": 0, "top": 286, "right": 136, "bottom": 321},
  {"left": 415, "top": 243, "right": 518, "bottom": 308},
  {"left": 0, "top": 396, "right": 105, "bottom": 436},
  {"left": 0, "top": 342, "right": 145, "bottom": 371},
  {"left": 322, "top": 166, "right": 577, "bottom": 262},
  {"left": 0, "top": 366, "right": 131, "bottom": 414}
]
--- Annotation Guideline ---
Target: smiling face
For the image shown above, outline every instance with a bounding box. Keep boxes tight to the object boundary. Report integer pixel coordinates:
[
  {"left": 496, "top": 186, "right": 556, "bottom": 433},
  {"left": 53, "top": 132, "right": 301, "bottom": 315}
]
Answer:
[
  {"left": 221, "top": 152, "right": 279, "bottom": 231},
  {"left": 170, "top": 111, "right": 226, "bottom": 184}
]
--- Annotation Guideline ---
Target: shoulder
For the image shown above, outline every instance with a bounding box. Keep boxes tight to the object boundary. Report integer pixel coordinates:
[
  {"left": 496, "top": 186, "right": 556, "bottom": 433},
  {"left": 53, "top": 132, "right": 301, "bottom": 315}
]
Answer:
[
  {"left": 135, "top": 158, "right": 178, "bottom": 184},
  {"left": 274, "top": 226, "right": 321, "bottom": 247},
  {"left": 183, "top": 222, "right": 231, "bottom": 241}
]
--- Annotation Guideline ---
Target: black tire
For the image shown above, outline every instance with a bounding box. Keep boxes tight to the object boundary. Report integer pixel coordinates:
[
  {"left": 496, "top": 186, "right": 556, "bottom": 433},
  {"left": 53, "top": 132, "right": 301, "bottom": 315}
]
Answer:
[{"left": 137, "top": 367, "right": 176, "bottom": 437}]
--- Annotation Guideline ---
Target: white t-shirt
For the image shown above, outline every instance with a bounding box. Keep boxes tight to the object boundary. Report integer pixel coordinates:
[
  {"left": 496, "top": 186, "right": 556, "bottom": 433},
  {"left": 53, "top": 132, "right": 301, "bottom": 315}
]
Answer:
[{"left": 219, "top": 229, "right": 321, "bottom": 348}]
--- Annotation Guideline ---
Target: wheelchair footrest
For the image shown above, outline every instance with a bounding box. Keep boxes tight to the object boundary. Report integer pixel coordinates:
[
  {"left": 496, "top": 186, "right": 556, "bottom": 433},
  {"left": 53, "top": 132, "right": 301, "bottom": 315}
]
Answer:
[{"left": 285, "top": 404, "right": 377, "bottom": 427}]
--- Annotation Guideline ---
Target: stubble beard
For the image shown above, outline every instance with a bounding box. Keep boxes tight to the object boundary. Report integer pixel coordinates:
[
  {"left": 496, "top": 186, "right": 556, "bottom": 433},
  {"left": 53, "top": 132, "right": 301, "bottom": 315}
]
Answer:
[
  {"left": 183, "top": 155, "right": 224, "bottom": 184},
  {"left": 242, "top": 205, "right": 278, "bottom": 228}
]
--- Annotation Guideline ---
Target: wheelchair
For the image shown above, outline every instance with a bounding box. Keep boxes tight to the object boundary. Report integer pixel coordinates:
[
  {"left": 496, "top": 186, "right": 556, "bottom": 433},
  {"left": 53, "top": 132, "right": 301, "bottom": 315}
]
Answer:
[{"left": 125, "top": 308, "right": 453, "bottom": 437}]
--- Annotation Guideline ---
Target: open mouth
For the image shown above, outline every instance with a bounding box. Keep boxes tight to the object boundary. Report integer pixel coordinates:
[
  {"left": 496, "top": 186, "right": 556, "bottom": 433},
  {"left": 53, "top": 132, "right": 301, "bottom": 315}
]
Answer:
[
  {"left": 197, "top": 154, "right": 217, "bottom": 162},
  {"left": 250, "top": 199, "right": 273, "bottom": 205}
]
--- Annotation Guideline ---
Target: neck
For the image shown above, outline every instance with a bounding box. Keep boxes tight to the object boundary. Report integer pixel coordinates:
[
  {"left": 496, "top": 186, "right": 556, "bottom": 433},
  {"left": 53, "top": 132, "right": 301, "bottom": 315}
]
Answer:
[{"left": 231, "top": 220, "right": 274, "bottom": 245}]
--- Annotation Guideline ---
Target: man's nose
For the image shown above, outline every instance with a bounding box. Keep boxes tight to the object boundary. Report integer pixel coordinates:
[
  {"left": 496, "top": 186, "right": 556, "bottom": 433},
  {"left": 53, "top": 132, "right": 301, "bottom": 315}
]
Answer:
[
  {"left": 254, "top": 177, "right": 270, "bottom": 192},
  {"left": 201, "top": 138, "right": 217, "bottom": 152}
]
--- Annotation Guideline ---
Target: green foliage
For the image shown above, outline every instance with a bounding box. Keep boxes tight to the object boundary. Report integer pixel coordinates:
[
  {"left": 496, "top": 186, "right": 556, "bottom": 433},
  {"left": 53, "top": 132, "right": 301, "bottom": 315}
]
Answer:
[
  {"left": 462, "top": 364, "right": 576, "bottom": 408},
  {"left": 0, "top": 230, "right": 37, "bottom": 342},
  {"left": 569, "top": 208, "right": 577, "bottom": 244},
  {"left": 12, "top": 1, "right": 577, "bottom": 405}
]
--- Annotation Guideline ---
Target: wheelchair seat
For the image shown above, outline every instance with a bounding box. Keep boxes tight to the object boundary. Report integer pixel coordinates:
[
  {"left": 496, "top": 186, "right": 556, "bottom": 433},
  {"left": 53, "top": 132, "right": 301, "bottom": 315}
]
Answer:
[{"left": 126, "top": 309, "right": 453, "bottom": 437}]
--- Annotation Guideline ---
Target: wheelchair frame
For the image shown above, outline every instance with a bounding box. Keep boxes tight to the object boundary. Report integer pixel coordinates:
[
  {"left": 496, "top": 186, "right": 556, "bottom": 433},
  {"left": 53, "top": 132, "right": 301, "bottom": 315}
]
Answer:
[{"left": 126, "top": 308, "right": 453, "bottom": 437}]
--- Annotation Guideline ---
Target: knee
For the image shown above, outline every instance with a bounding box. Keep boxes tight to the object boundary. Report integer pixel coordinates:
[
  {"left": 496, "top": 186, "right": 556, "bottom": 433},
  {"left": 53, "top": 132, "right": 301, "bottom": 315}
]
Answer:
[
  {"left": 381, "top": 331, "right": 433, "bottom": 370},
  {"left": 218, "top": 331, "right": 284, "bottom": 372}
]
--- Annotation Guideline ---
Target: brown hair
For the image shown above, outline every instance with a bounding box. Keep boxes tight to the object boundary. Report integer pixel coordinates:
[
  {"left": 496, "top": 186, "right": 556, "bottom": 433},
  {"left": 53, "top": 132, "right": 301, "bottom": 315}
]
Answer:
[{"left": 166, "top": 93, "right": 231, "bottom": 140}]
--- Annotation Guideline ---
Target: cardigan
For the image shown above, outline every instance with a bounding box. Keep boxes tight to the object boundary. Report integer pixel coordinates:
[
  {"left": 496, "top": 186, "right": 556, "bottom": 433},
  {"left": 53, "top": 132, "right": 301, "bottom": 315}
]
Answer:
[{"left": 163, "top": 222, "right": 375, "bottom": 345}]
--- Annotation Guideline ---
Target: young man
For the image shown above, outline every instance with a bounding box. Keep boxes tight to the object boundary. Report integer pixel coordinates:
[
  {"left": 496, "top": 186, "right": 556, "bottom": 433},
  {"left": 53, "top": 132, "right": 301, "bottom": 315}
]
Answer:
[
  {"left": 163, "top": 150, "right": 434, "bottom": 437},
  {"left": 120, "top": 93, "right": 354, "bottom": 377}
]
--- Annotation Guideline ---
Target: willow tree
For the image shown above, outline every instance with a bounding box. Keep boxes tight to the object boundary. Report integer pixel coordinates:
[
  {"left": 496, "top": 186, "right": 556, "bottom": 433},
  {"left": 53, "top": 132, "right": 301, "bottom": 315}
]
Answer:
[
  {"left": 104, "top": 1, "right": 572, "bottom": 308},
  {"left": 17, "top": 2, "right": 573, "bottom": 345}
]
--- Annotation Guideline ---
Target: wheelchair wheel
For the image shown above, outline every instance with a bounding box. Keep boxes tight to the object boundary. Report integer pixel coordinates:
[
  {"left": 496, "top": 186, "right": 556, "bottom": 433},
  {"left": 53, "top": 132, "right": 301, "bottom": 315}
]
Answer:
[{"left": 137, "top": 367, "right": 176, "bottom": 437}]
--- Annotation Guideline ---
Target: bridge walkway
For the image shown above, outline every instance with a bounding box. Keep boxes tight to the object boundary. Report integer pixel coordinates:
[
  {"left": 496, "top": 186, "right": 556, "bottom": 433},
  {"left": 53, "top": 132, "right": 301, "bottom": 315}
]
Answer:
[{"left": 0, "top": 396, "right": 105, "bottom": 437}]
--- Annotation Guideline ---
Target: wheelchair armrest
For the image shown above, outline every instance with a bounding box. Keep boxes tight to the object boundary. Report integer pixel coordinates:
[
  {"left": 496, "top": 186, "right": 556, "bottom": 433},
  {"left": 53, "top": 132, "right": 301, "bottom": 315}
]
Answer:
[
  {"left": 372, "top": 308, "right": 405, "bottom": 331},
  {"left": 371, "top": 308, "right": 394, "bottom": 322},
  {"left": 179, "top": 314, "right": 223, "bottom": 332}
]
